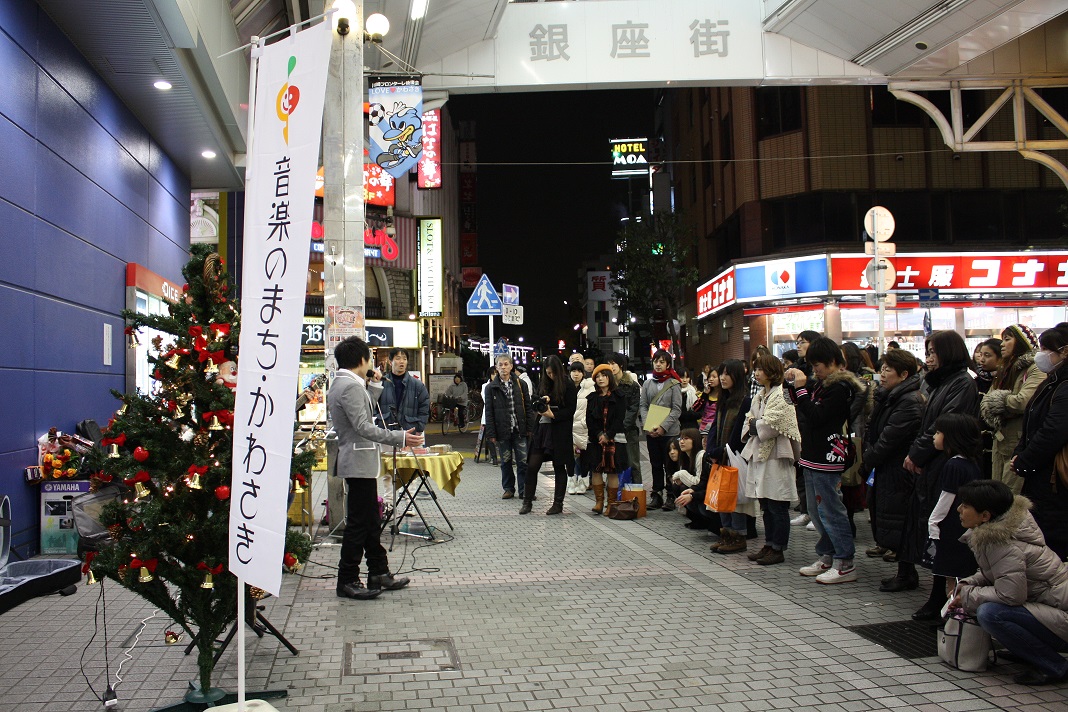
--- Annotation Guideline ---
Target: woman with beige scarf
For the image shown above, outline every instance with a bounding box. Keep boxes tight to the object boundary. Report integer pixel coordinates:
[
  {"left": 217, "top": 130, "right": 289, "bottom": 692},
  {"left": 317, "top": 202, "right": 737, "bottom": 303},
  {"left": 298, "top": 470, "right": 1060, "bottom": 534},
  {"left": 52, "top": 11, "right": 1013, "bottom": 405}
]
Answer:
[{"left": 740, "top": 353, "right": 801, "bottom": 566}]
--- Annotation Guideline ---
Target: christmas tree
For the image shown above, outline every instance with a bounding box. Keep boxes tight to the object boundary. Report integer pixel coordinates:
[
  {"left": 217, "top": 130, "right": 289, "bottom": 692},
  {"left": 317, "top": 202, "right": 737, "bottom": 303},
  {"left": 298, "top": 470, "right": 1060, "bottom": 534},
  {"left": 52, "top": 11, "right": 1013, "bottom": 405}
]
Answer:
[{"left": 81, "top": 244, "right": 314, "bottom": 696}]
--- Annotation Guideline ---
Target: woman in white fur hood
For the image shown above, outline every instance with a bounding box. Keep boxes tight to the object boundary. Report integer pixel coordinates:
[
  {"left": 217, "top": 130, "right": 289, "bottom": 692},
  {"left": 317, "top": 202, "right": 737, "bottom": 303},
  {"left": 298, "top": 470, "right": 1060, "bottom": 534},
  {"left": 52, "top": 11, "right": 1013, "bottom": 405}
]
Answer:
[{"left": 950, "top": 479, "right": 1068, "bottom": 686}]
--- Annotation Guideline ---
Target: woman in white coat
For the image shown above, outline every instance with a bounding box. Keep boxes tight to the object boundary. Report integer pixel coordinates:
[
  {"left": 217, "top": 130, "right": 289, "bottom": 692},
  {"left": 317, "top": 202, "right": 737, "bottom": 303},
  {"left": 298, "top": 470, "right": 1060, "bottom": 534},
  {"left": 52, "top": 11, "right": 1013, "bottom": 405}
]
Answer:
[
  {"left": 740, "top": 353, "right": 801, "bottom": 566},
  {"left": 569, "top": 361, "right": 594, "bottom": 494}
]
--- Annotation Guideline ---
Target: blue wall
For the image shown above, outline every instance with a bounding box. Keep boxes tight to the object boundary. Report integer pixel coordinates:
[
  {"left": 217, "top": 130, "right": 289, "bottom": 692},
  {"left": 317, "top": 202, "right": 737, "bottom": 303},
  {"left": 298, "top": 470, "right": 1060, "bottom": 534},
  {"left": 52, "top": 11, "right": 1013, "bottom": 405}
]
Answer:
[{"left": 0, "top": 2, "right": 190, "bottom": 557}]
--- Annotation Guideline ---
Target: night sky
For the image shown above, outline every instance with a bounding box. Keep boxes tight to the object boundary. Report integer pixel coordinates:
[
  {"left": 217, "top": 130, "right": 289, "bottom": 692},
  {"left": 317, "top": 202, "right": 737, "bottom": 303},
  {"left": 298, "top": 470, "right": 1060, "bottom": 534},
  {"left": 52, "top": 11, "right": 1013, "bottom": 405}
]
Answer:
[{"left": 448, "top": 89, "right": 656, "bottom": 351}]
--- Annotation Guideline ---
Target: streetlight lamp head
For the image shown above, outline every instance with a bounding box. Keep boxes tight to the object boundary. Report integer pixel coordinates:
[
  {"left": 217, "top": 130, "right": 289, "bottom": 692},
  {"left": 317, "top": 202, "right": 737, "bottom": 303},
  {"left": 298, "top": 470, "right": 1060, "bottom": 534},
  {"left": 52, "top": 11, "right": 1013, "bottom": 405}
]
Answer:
[
  {"left": 365, "top": 13, "right": 390, "bottom": 43},
  {"left": 331, "top": 0, "right": 356, "bottom": 35}
]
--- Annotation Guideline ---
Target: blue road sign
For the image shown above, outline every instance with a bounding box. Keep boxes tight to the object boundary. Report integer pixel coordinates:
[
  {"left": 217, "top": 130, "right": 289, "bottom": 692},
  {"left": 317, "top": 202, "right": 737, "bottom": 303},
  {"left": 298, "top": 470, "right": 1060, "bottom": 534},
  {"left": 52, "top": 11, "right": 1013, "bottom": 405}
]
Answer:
[
  {"left": 467, "top": 274, "right": 503, "bottom": 316},
  {"left": 493, "top": 338, "right": 510, "bottom": 358},
  {"left": 918, "top": 288, "right": 940, "bottom": 308},
  {"left": 502, "top": 283, "right": 519, "bottom": 305}
]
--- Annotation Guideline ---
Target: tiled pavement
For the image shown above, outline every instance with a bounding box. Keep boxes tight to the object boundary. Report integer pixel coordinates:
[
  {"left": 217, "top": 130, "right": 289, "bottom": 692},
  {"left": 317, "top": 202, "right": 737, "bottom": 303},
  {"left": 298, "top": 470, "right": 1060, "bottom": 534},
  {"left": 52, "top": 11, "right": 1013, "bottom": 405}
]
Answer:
[{"left": 3, "top": 450, "right": 1068, "bottom": 711}]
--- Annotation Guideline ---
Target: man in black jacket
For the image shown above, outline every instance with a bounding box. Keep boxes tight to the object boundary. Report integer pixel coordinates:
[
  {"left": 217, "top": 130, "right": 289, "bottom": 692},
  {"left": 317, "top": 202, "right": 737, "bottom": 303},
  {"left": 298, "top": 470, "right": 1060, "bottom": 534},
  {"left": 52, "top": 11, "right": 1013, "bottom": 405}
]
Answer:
[{"left": 484, "top": 354, "right": 534, "bottom": 499}]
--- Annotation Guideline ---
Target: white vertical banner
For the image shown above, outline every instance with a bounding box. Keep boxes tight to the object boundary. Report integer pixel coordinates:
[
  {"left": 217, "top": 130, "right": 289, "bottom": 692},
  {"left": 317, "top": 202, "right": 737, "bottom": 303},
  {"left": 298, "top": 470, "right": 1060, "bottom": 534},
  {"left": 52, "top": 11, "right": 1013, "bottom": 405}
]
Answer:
[
  {"left": 230, "top": 24, "right": 331, "bottom": 596},
  {"left": 418, "top": 218, "right": 443, "bottom": 317}
]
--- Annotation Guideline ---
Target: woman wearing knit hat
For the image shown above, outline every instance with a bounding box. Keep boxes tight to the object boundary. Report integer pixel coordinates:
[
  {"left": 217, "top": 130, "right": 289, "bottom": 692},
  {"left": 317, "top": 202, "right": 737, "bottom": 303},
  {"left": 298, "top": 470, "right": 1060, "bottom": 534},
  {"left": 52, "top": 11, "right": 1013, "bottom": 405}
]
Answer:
[{"left": 980, "top": 324, "right": 1046, "bottom": 494}]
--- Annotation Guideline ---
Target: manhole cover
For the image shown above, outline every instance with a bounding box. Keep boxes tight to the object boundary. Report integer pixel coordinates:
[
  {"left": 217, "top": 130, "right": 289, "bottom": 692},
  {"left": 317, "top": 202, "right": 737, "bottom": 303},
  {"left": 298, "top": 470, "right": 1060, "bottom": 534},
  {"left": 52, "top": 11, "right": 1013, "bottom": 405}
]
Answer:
[
  {"left": 847, "top": 619, "right": 939, "bottom": 659},
  {"left": 344, "top": 638, "right": 460, "bottom": 677}
]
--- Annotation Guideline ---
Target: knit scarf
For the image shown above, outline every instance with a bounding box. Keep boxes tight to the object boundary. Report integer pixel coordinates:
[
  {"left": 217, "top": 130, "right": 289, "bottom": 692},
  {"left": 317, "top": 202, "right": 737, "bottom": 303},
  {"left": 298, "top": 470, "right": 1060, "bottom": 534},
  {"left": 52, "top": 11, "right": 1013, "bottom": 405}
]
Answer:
[
  {"left": 652, "top": 369, "right": 681, "bottom": 383},
  {"left": 755, "top": 385, "right": 801, "bottom": 462}
]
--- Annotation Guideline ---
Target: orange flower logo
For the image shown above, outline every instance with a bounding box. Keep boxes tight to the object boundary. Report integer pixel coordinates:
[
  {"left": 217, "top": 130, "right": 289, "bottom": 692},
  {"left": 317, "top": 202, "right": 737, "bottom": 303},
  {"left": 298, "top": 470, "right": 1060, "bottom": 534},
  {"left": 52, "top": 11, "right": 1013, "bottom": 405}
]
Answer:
[{"left": 275, "top": 56, "right": 300, "bottom": 144}]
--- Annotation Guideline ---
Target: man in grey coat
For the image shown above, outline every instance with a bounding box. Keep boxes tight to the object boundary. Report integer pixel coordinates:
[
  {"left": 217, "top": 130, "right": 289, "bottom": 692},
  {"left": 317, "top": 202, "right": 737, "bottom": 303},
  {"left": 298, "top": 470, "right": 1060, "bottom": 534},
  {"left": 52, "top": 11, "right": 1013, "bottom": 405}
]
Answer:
[{"left": 330, "top": 336, "right": 423, "bottom": 600}]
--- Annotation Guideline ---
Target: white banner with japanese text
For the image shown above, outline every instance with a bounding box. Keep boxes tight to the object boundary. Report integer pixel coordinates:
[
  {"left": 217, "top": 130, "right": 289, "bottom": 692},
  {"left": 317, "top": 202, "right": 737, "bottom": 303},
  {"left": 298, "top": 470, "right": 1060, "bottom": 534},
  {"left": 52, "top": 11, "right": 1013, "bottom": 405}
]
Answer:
[{"left": 230, "top": 24, "right": 330, "bottom": 595}]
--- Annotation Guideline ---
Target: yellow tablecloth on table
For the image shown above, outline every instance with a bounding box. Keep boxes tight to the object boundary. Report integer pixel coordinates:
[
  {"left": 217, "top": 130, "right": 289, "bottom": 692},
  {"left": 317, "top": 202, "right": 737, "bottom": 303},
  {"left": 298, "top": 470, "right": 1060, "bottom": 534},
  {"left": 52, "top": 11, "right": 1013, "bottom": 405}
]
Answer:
[{"left": 381, "top": 452, "right": 463, "bottom": 496}]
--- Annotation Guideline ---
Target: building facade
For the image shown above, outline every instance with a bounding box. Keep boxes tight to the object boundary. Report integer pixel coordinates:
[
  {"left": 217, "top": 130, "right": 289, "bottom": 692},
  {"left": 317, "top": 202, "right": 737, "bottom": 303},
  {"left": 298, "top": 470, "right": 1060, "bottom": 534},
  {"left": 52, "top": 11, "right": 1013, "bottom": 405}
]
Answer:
[{"left": 660, "top": 83, "right": 1068, "bottom": 369}]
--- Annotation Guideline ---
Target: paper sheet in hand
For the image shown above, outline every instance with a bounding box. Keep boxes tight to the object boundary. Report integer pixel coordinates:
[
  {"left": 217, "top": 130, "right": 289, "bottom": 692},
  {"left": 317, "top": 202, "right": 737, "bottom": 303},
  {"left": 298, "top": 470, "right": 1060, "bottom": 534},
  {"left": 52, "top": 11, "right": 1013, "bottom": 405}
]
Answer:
[{"left": 643, "top": 404, "right": 670, "bottom": 432}]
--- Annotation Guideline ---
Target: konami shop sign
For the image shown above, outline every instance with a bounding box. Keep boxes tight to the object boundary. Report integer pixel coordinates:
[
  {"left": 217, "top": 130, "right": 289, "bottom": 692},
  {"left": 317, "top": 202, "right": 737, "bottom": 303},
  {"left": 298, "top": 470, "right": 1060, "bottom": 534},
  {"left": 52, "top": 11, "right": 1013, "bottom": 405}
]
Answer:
[{"left": 697, "top": 255, "right": 830, "bottom": 318}]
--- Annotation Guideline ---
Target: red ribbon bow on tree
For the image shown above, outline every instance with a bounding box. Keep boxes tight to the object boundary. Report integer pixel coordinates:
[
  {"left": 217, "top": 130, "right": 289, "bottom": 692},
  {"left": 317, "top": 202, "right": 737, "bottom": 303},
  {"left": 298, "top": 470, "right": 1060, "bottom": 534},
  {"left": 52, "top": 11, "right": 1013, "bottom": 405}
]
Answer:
[
  {"left": 130, "top": 558, "right": 158, "bottom": 572},
  {"left": 123, "top": 470, "right": 151, "bottom": 487},
  {"left": 101, "top": 433, "right": 127, "bottom": 447},
  {"left": 82, "top": 551, "right": 97, "bottom": 574},
  {"left": 196, "top": 562, "right": 225, "bottom": 575},
  {"left": 202, "top": 410, "right": 234, "bottom": 426},
  {"left": 189, "top": 325, "right": 204, "bottom": 339},
  {"left": 198, "top": 349, "right": 226, "bottom": 365},
  {"left": 209, "top": 323, "right": 231, "bottom": 338},
  {"left": 187, "top": 464, "right": 209, "bottom": 477}
]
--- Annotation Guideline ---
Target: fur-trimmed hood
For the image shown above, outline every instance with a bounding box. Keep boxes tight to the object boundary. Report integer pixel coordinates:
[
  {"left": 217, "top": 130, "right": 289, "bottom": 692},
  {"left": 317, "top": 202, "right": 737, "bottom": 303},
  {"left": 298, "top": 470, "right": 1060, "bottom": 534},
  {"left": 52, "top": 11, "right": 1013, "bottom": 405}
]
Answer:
[
  {"left": 823, "top": 368, "right": 874, "bottom": 429},
  {"left": 822, "top": 368, "right": 865, "bottom": 393},
  {"left": 963, "top": 495, "right": 1042, "bottom": 553}
]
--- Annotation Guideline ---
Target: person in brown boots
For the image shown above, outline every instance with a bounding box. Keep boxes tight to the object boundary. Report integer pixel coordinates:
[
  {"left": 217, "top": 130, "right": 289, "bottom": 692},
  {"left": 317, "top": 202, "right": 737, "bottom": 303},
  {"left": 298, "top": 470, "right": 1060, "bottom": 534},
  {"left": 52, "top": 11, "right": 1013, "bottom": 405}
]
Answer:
[{"left": 585, "top": 365, "right": 628, "bottom": 514}]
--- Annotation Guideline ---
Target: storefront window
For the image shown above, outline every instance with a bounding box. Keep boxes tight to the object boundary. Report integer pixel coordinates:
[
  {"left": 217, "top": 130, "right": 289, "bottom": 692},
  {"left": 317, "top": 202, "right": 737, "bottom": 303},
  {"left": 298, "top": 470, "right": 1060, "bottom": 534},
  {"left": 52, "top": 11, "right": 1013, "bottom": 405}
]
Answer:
[
  {"left": 132, "top": 290, "right": 170, "bottom": 395},
  {"left": 769, "top": 310, "right": 825, "bottom": 356}
]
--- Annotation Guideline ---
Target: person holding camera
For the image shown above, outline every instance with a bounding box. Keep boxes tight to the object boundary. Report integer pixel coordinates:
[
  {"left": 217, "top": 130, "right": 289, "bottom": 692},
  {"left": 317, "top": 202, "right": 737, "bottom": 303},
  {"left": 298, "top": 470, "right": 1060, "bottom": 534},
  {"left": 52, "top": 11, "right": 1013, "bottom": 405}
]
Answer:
[{"left": 520, "top": 356, "right": 578, "bottom": 515}]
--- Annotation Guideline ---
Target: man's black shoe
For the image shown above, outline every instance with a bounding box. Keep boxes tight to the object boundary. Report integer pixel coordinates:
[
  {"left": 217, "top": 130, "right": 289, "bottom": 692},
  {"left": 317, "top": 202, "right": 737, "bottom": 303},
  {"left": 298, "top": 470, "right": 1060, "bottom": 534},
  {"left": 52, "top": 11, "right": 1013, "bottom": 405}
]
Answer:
[
  {"left": 1013, "top": 669, "right": 1065, "bottom": 686},
  {"left": 337, "top": 582, "right": 381, "bottom": 600},
  {"left": 879, "top": 575, "right": 919, "bottom": 593},
  {"left": 367, "top": 573, "right": 410, "bottom": 591},
  {"left": 911, "top": 602, "right": 944, "bottom": 621}
]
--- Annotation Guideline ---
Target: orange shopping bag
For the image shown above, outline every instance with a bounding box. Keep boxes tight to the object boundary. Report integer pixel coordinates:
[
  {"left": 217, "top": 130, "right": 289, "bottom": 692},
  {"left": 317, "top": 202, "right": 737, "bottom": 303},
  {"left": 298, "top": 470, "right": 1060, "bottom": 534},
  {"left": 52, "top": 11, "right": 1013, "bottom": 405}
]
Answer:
[{"left": 704, "top": 464, "right": 738, "bottom": 513}]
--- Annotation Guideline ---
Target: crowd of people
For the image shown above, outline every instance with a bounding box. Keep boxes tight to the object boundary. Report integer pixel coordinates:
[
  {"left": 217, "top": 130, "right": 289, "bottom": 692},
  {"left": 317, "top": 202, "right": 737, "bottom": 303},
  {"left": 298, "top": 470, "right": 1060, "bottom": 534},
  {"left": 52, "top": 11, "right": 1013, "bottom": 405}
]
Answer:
[{"left": 480, "top": 321, "right": 1068, "bottom": 684}]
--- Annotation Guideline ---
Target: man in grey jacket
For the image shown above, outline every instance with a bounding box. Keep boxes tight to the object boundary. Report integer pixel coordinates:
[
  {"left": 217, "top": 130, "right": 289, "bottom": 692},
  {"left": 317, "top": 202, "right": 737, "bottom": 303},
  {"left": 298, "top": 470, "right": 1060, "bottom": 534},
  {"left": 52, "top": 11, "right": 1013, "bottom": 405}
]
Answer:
[{"left": 330, "top": 336, "right": 423, "bottom": 600}]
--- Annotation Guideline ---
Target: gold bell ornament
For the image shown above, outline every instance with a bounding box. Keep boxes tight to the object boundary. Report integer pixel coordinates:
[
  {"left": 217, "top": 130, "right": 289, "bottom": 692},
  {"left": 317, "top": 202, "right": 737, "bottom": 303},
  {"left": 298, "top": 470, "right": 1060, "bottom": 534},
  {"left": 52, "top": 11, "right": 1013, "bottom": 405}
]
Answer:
[
  {"left": 138, "top": 566, "right": 154, "bottom": 583},
  {"left": 187, "top": 472, "right": 202, "bottom": 490},
  {"left": 107, "top": 444, "right": 121, "bottom": 458},
  {"left": 173, "top": 404, "right": 185, "bottom": 419},
  {"left": 164, "top": 630, "right": 182, "bottom": 645},
  {"left": 201, "top": 573, "right": 214, "bottom": 589},
  {"left": 127, "top": 331, "right": 140, "bottom": 349},
  {"left": 165, "top": 353, "right": 181, "bottom": 369},
  {"left": 86, "top": 569, "right": 98, "bottom": 586},
  {"left": 208, "top": 415, "right": 224, "bottom": 431},
  {"left": 134, "top": 481, "right": 150, "bottom": 500},
  {"left": 292, "top": 477, "right": 305, "bottom": 495},
  {"left": 116, "top": 403, "right": 127, "bottom": 416}
]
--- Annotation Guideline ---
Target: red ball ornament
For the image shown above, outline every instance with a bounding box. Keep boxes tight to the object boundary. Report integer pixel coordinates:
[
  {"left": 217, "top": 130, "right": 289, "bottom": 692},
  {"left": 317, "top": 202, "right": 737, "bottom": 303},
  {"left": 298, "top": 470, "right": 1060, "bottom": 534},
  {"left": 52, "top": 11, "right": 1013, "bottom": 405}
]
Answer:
[
  {"left": 283, "top": 553, "right": 297, "bottom": 569},
  {"left": 133, "top": 447, "right": 149, "bottom": 462},
  {"left": 214, "top": 485, "right": 231, "bottom": 501}
]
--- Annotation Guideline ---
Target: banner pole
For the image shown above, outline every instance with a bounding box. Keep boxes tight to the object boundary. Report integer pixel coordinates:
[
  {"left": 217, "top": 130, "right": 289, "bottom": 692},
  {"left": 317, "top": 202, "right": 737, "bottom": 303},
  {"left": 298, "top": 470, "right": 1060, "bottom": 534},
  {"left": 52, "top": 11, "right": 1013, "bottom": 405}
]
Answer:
[
  {"left": 237, "top": 575, "right": 246, "bottom": 710},
  {"left": 234, "top": 33, "right": 262, "bottom": 712}
]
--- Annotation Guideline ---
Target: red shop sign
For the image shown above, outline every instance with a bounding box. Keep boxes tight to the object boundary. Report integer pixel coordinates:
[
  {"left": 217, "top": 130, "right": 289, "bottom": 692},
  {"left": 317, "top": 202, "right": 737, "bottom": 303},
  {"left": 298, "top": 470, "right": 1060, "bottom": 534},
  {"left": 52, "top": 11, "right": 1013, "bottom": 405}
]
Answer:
[
  {"left": 363, "top": 163, "right": 395, "bottom": 207},
  {"left": 830, "top": 252, "right": 1068, "bottom": 294},
  {"left": 419, "top": 109, "right": 441, "bottom": 189},
  {"left": 696, "top": 267, "right": 735, "bottom": 319}
]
